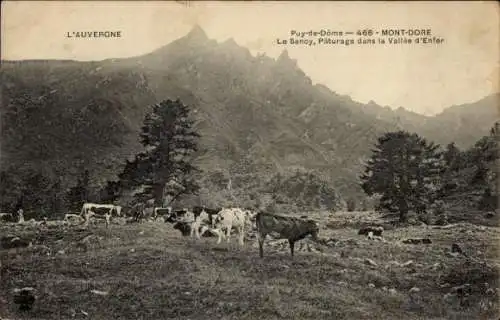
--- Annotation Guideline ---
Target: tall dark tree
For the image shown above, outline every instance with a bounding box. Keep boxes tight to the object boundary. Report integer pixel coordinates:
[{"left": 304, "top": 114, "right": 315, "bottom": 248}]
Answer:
[
  {"left": 360, "top": 131, "right": 442, "bottom": 222},
  {"left": 66, "top": 169, "right": 91, "bottom": 211},
  {"left": 99, "top": 180, "right": 121, "bottom": 203},
  {"left": 121, "top": 99, "right": 201, "bottom": 206},
  {"left": 0, "top": 170, "right": 24, "bottom": 212},
  {"left": 469, "top": 122, "right": 499, "bottom": 210},
  {"left": 437, "top": 142, "right": 464, "bottom": 198}
]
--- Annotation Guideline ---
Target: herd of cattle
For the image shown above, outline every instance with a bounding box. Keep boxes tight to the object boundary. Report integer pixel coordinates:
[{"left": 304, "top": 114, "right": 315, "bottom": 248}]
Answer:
[{"left": 1, "top": 202, "right": 321, "bottom": 258}]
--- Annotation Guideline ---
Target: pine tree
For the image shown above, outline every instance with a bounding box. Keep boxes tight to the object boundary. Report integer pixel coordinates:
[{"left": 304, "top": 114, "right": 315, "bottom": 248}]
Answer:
[
  {"left": 66, "top": 170, "right": 91, "bottom": 211},
  {"left": 360, "top": 131, "right": 442, "bottom": 222},
  {"left": 0, "top": 170, "right": 24, "bottom": 212},
  {"left": 472, "top": 122, "right": 499, "bottom": 210},
  {"left": 120, "top": 99, "right": 201, "bottom": 206}
]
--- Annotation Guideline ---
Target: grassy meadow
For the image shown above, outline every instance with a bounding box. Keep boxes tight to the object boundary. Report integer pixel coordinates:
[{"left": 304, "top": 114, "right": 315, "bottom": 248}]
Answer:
[{"left": 1, "top": 211, "right": 499, "bottom": 320}]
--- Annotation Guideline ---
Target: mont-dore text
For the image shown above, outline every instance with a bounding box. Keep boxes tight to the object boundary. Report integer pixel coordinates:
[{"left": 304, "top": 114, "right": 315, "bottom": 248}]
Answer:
[{"left": 66, "top": 31, "right": 122, "bottom": 38}]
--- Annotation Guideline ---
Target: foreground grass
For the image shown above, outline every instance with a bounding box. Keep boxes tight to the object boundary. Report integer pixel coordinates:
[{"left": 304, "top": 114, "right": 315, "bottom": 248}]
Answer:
[{"left": 1, "top": 214, "right": 499, "bottom": 320}]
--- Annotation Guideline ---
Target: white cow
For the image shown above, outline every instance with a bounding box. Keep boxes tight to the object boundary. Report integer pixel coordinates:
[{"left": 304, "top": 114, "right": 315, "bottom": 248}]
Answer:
[
  {"left": 213, "top": 208, "right": 251, "bottom": 246},
  {"left": 80, "top": 203, "right": 121, "bottom": 228},
  {"left": 154, "top": 207, "right": 172, "bottom": 218},
  {"left": 80, "top": 203, "right": 122, "bottom": 217}
]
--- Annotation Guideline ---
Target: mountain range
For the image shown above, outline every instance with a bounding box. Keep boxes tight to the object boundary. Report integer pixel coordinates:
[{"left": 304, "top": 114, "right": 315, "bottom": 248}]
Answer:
[{"left": 1, "top": 26, "right": 498, "bottom": 202}]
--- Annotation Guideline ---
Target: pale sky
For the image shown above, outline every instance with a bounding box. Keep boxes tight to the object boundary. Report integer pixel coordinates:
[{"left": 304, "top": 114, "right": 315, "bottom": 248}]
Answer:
[{"left": 2, "top": 1, "right": 499, "bottom": 116}]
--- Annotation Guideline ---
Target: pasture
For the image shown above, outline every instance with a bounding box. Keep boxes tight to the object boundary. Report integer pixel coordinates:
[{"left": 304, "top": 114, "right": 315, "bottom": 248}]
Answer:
[{"left": 1, "top": 211, "right": 499, "bottom": 320}]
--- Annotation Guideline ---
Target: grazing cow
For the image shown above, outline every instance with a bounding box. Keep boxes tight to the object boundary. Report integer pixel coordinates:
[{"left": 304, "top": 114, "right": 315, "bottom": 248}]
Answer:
[
  {"left": 256, "top": 211, "right": 320, "bottom": 258},
  {"left": 213, "top": 208, "right": 250, "bottom": 245},
  {"left": 172, "top": 221, "right": 218, "bottom": 238},
  {"left": 80, "top": 203, "right": 122, "bottom": 219},
  {"left": 83, "top": 206, "right": 115, "bottom": 228}
]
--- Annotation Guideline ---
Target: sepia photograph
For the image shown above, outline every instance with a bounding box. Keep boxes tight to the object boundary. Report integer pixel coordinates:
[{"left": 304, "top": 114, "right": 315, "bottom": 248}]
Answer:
[{"left": 1, "top": 1, "right": 499, "bottom": 319}]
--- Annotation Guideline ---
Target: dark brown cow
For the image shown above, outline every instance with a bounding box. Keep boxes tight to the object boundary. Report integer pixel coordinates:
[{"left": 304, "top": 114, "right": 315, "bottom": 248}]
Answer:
[{"left": 256, "top": 211, "right": 319, "bottom": 258}]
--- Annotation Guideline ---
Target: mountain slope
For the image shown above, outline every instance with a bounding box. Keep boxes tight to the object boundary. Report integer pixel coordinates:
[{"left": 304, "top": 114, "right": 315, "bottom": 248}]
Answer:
[{"left": 1, "top": 26, "right": 498, "bottom": 203}]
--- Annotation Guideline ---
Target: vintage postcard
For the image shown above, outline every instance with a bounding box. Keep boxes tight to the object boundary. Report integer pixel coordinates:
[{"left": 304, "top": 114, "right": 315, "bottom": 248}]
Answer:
[{"left": 1, "top": 1, "right": 499, "bottom": 319}]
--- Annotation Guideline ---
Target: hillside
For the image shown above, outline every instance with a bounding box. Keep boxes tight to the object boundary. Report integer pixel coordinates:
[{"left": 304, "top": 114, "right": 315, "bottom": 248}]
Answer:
[{"left": 1, "top": 26, "right": 498, "bottom": 205}]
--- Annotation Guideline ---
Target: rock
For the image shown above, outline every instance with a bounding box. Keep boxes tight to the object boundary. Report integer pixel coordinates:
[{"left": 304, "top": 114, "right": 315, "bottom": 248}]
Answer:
[
  {"left": 409, "top": 287, "right": 420, "bottom": 294},
  {"left": 451, "top": 243, "right": 467, "bottom": 257},
  {"left": 443, "top": 292, "right": 456, "bottom": 304},
  {"left": 402, "top": 238, "right": 432, "bottom": 245},
  {"left": 389, "top": 288, "right": 397, "bottom": 295},
  {"left": 400, "top": 260, "right": 414, "bottom": 267},
  {"left": 1, "top": 235, "right": 31, "bottom": 249},
  {"left": 364, "top": 258, "right": 377, "bottom": 267},
  {"left": 451, "top": 284, "right": 472, "bottom": 296},
  {"left": 368, "top": 283, "right": 375, "bottom": 288},
  {"left": 485, "top": 212, "right": 495, "bottom": 219},
  {"left": 358, "top": 226, "right": 383, "bottom": 237},
  {"left": 90, "top": 289, "right": 108, "bottom": 296},
  {"left": 13, "top": 287, "right": 36, "bottom": 311},
  {"left": 485, "top": 288, "right": 496, "bottom": 296}
]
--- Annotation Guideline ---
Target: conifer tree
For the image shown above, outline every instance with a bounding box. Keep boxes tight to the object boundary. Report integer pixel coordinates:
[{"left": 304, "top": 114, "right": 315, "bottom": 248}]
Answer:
[{"left": 360, "top": 131, "right": 442, "bottom": 222}]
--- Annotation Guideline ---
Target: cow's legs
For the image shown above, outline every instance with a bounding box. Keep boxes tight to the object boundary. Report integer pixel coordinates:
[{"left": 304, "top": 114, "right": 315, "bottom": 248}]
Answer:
[
  {"left": 288, "top": 239, "right": 295, "bottom": 257},
  {"left": 105, "top": 213, "right": 110, "bottom": 229},
  {"left": 216, "top": 228, "right": 222, "bottom": 244},
  {"left": 189, "top": 223, "right": 196, "bottom": 238},
  {"left": 190, "top": 223, "right": 195, "bottom": 238},
  {"left": 258, "top": 233, "right": 266, "bottom": 258},
  {"left": 226, "top": 226, "right": 232, "bottom": 243},
  {"left": 194, "top": 222, "right": 201, "bottom": 239},
  {"left": 199, "top": 226, "right": 209, "bottom": 237},
  {"left": 238, "top": 226, "right": 244, "bottom": 246}
]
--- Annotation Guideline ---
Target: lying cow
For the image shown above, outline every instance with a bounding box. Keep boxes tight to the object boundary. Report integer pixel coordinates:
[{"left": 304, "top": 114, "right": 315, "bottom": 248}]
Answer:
[
  {"left": 192, "top": 206, "right": 221, "bottom": 228},
  {"left": 256, "top": 211, "right": 320, "bottom": 258},
  {"left": 165, "top": 208, "right": 190, "bottom": 223},
  {"left": 173, "top": 221, "right": 219, "bottom": 237},
  {"left": 189, "top": 209, "right": 213, "bottom": 239},
  {"left": 80, "top": 203, "right": 122, "bottom": 217}
]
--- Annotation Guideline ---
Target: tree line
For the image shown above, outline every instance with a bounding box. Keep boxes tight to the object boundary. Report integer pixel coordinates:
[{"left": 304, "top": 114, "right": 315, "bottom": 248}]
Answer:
[
  {"left": 1, "top": 96, "right": 498, "bottom": 221},
  {"left": 360, "top": 122, "right": 499, "bottom": 222}
]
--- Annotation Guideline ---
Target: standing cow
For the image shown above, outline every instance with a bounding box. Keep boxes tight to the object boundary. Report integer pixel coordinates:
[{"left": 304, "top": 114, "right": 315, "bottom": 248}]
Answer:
[
  {"left": 212, "top": 208, "right": 251, "bottom": 246},
  {"left": 256, "top": 211, "right": 319, "bottom": 258}
]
